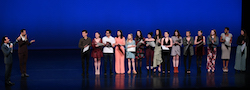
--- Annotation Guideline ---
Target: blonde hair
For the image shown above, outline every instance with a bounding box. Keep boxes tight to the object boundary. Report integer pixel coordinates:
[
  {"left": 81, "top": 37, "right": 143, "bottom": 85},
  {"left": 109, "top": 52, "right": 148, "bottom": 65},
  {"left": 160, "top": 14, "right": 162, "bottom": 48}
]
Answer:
[{"left": 126, "top": 33, "right": 133, "bottom": 43}]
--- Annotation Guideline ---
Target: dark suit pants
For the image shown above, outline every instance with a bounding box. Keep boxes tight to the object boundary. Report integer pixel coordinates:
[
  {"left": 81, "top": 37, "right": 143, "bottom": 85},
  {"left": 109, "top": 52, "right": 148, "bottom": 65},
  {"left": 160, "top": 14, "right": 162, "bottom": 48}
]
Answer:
[
  {"left": 18, "top": 52, "right": 28, "bottom": 74},
  {"left": 5, "top": 63, "right": 12, "bottom": 83}
]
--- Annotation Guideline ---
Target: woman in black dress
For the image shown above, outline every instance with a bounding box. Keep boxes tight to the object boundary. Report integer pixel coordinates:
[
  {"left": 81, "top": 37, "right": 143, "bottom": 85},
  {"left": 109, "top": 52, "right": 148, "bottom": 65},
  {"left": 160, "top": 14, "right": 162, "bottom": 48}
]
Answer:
[{"left": 194, "top": 30, "right": 205, "bottom": 73}]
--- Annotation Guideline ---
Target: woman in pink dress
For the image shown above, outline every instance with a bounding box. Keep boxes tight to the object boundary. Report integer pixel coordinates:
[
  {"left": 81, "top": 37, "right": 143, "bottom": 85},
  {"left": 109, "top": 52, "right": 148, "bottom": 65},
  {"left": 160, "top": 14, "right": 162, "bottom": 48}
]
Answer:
[
  {"left": 91, "top": 32, "right": 103, "bottom": 75},
  {"left": 113, "top": 30, "right": 125, "bottom": 74}
]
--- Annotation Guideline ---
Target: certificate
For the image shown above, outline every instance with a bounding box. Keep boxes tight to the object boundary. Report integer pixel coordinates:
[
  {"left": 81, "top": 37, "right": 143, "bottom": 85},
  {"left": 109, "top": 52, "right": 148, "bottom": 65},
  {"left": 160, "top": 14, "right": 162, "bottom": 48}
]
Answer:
[
  {"left": 83, "top": 45, "right": 90, "bottom": 53},
  {"left": 161, "top": 45, "right": 169, "bottom": 50},
  {"left": 147, "top": 41, "right": 155, "bottom": 47},
  {"left": 97, "top": 43, "right": 104, "bottom": 46},
  {"left": 127, "top": 45, "right": 136, "bottom": 52},
  {"left": 241, "top": 43, "right": 246, "bottom": 52}
]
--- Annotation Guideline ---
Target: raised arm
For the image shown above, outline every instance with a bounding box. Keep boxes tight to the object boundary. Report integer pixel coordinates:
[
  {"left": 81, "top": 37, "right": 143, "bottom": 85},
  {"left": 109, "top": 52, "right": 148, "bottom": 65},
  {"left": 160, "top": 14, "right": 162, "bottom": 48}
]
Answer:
[{"left": 145, "top": 38, "right": 155, "bottom": 42}]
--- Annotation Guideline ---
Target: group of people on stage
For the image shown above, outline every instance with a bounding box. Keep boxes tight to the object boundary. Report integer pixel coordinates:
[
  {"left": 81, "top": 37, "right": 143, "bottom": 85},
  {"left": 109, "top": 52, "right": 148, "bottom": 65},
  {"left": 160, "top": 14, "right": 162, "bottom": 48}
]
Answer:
[
  {"left": 1, "top": 28, "right": 248, "bottom": 86},
  {"left": 78, "top": 28, "right": 248, "bottom": 76},
  {"left": 1, "top": 29, "right": 35, "bottom": 86}
]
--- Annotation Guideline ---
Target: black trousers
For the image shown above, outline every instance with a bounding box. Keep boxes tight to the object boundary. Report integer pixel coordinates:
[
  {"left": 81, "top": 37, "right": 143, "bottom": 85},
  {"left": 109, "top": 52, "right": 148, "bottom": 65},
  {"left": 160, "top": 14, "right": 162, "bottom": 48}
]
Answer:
[
  {"left": 103, "top": 53, "right": 113, "bottom": 73},
  {"left": 5, "top": 63, "right": 12, "bottom": 83},
  {"left": 81, "top": 51, "right": 90, "bottom": 74},
  {"left": 18, "top": 52, "right": 28, "bottom": 74},
  {"left": 184, "top": 50, "right": 192, "bottom": 71},
  {"left": 162, "top": 51, "right": 171, "bottom": 71}
]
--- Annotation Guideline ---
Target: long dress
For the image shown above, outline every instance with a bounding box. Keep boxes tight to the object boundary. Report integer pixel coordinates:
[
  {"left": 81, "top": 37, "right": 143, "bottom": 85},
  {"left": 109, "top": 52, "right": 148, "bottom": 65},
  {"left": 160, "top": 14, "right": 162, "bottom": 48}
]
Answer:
[
  {"left": 234, "top": 35, "right": 248, "bottom": 71},
  {"left": 171, "top": 36, "right": 182, "bottom": 56},
  {"left": 91, "top": 38, "right": 103, "bottom": 58},
  {"left": 114, "top": 37, "right": 125, "bottom": 74},
  {"left": 220, "top": 33, "right": 233, "bottom": 60},
  {"left": 153, "top": 38, "right": 162, "bottom": 68},
  {"left": 126, "top": 40, "right": 135, "bottom": 59}
]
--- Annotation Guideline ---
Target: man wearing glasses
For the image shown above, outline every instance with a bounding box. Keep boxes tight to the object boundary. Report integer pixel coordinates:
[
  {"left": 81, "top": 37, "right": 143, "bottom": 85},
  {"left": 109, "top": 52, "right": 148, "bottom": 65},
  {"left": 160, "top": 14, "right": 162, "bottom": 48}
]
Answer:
[{"left": 102, "top": 30, "right": 115, "bottom": 75}]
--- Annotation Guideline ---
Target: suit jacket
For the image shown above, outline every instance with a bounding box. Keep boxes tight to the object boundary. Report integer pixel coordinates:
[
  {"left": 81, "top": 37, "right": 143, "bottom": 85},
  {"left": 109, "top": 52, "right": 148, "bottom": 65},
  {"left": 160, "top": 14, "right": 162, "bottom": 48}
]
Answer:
[
  {"left": 1, "top": 41, "right": 17, "bottom": 64},
  {"left": 18, "top": 38, "right": 31, "bottom": 54},
  {"left": 183, "top": 36, "right": 194, "bottom": 56}
]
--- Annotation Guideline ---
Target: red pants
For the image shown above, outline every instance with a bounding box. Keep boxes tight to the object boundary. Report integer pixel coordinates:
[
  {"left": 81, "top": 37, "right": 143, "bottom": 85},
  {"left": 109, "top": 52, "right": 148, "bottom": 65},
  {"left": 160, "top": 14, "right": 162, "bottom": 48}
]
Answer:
[{"left": 146, "top": 49, "right": 154, "bottom": 66}]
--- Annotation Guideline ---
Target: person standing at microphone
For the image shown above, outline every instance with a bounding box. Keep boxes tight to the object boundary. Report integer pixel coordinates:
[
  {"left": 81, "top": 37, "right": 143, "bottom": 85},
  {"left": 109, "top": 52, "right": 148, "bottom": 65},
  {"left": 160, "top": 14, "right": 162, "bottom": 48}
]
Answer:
[
  {"left": 17, "top": 29, "right": 35, "bottom": 77},
  {"left": 1, "top": 36, "right": 21, "bottom": 85}
]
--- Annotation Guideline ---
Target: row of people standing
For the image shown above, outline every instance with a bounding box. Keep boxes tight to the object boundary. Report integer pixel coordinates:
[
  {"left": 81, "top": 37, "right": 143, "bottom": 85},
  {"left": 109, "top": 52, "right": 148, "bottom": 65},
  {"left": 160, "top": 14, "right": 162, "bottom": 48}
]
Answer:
[{"left": 78, "top": 28, "right": 248, "bottom": 75}]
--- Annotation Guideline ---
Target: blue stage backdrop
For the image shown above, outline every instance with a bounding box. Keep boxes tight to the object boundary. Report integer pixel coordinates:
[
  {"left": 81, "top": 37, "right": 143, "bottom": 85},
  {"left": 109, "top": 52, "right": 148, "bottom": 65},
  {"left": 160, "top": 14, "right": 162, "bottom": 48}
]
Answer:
[{"left": 0, "top": 0, "right": 242, "bottom": 49}]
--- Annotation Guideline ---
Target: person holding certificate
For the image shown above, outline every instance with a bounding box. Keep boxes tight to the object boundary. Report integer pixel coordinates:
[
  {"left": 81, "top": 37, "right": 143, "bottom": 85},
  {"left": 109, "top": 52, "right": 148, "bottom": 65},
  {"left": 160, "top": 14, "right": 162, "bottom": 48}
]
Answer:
[
  {"left": 134, "top": 30, "right": 145, "bottom": 74},
  {"left": 220, "top": 27, "right": 233, "bottom": 73},
  {"left": 152, "top": 29, "right": 163, "bottom": 73},
  {"left": 161, "top": 31, "right": 173, "bottom": 74},
  {"left": 125, "top": 33, "right": 137, "bottom": 74},
  {"left": 171, "top": 30, "right": 182, "bottom": 73},
  {"left": 78, "top": 30, "right": 91, "bottom": 76},
  {"left": 234, "top": 29, "right": 248, "bottom": 72},
  {"left": 113, "top": 30, "right": 126, "bottom": 74},
  {"left": 145, "top": 32, "right": 155, "bottom": 74},
  {"left": 102, "top": 30, "right": 115, "bottom": 75},
  {"left": 91, "top": 32, "right": 103, "bottom": 75}
]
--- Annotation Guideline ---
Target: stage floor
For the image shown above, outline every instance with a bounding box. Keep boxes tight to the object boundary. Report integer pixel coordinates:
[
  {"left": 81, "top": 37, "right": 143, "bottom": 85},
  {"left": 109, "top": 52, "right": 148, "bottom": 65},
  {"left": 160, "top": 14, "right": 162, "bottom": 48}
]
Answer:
[{"left": 0, "top": 48, "right": 249, "bottom": 89}]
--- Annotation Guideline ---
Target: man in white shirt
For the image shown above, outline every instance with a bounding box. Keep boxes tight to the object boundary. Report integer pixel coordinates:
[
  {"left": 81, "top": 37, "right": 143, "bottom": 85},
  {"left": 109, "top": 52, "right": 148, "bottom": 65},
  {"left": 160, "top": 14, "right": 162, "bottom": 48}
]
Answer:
[{"left": 102, "top": 30, "right": 115, "bottom": 75}]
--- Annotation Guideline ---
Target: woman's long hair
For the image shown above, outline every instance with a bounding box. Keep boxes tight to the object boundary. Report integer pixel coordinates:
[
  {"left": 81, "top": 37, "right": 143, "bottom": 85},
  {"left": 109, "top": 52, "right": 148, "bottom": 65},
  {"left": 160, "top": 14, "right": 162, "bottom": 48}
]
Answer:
[
  {"left": 154, "top": 29, "right": 162, "bottom": 40},
  {"left": 173, "top": 30, "right": 181, "bottom": 38},
  {"left": 135, "top": 30, "right": 143, "bottom": 40},
  {"left": 209, "top": 29, "right": 217, "bottom": 42},
  {"left": 116, "top": 30, "right": 124, "bottom": 39},
  {"left": 241, "top": 29, "right": 247, "bottom": 39},
  {"left": 126, "top": 33, "right": 133, "bottom": 43}
]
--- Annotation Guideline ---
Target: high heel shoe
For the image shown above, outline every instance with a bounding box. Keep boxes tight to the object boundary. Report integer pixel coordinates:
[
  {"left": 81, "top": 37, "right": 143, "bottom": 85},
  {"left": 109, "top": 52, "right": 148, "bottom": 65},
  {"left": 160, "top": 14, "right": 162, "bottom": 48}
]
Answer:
[
  {"left": 127, "top": 70, "right": 131, "bottom": 74},
  {"left": 133, "top": 70, "right": 137, "bottom": 74}
]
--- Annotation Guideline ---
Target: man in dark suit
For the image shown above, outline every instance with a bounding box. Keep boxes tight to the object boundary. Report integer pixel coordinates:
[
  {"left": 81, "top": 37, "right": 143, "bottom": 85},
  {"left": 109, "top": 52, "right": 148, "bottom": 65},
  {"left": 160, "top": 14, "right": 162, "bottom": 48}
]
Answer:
[
  {"left": 1, "top": 36, "right": 20, "bottom": 86},
  {"left": 17, "top": 29, "right": 35, "bottom": 77}
]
